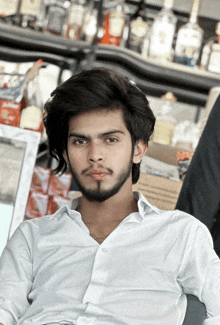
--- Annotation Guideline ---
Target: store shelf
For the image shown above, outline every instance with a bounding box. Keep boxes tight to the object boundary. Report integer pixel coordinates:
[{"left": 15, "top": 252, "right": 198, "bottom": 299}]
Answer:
[
  {"left": 93, "top": 45, "right": 219, "bottom": 106},
  {"left": 0, "top": 23, "right": 220, "bottom": 107}
]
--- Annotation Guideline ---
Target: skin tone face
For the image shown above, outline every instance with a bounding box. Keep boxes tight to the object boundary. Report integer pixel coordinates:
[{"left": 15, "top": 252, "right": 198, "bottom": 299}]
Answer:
[{"left": 63, "top": 108, "right": 147, "bottom": 205}]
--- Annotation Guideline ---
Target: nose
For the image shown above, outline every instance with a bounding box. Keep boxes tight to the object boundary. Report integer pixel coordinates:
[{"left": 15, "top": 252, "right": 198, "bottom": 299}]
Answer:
[{"left": 88, "top": 142, "right": 103, "bottom": 163}]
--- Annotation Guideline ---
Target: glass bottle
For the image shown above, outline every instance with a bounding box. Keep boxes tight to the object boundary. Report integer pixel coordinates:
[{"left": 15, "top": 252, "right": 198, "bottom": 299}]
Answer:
[
  {"left": 119, "top": 18, "right": 129, "bottom": 48},
  {"left": 64, "top": 0, "right": 87, "bottom": 41},
  {"left": 18, "top": 0, "right": 44, "bottom": 29},
  {"left": 19, "top": 60, "right": 44, "bottom": 134},
  {"left": 148, "top": 0, "right": 177, "bottom": 62},
  {"left": 141, "top": 23, "right": 152, "bottom": 58},
  {"left": 99, "top": 0, "right": 126, "bottom": 47},
  {"left": 36, "top": 0, "right": 47, "bottom": 31},
  {"left": 127, "top": 0, "right": 150, "bottom": 53},
  {"left": 200, "top": 21, "right": 220, "bottom": 74},
  {"left": 152, "top": 91, "right": 177, "bottom": 146},
  {"left": 82, "top": 0, "right": 98, "bottom": 43},
  {"left": 44, "top": 0, "right": 70, "bottom": 36},
  {"left": 174, "top": 0, "right": 204, "bottom": 67}
]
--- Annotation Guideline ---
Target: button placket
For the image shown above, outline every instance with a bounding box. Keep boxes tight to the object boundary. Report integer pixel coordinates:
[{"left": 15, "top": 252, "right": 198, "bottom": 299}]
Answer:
[
  {"left": 82, "top": 245, "right": 109, "bottom": 304},
  {"left": 82, "top": 217, "right": 139, "bottom": 306}
]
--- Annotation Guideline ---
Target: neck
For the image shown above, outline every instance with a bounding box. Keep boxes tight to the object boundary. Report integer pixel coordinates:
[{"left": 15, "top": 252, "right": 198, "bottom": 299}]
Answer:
[{"left": 77, "top": 184, "right": 138, "bottom": 224}]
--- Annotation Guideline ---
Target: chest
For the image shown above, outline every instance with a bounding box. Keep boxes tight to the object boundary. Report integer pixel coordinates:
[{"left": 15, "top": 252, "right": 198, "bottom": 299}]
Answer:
[
  {"left": 33, "top": 222, "right": 183, "bottom": 287},
  {"left": 84, "top": 219, "right": 123, "bottom": 244}
]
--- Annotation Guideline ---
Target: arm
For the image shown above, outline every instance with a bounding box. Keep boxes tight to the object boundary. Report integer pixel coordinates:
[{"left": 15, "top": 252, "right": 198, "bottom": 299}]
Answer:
[
  {"left": 178, "top": 221, "right": 220, "bottom": 324},
  {"left": 0, "top": 222, "right": 33, "bottom": 324}
]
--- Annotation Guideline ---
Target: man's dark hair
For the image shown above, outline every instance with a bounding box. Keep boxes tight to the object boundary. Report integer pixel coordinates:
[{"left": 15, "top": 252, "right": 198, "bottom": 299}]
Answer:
[{"left": 43, "top": 68, "right": 155, "bottom": 184}]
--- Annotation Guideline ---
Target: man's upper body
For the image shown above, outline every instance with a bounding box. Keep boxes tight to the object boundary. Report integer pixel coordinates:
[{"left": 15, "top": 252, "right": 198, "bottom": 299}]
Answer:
[
  {"left": 0, "top": 68, "right": 219, "bottom": 324},
  {"left": 0, "top": 192, "right": 220, "bottom": 325}
]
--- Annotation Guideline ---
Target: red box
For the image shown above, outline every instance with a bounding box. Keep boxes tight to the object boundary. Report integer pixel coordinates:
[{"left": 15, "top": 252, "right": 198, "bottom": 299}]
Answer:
[
  {"left": 25, "top": 191, "right": 49, "bottom": 219},
  {"left": 30, "top": 166, "right": 51, "bottom": 194},
  {"left": 48, "top": 173, "right": 72, "bottom": 198},
  {"left": 47, "top": 195, "right": 71, "bottom": 214},
  {"left": 0, "top": 100, "right": 21, "bottom": 127}
]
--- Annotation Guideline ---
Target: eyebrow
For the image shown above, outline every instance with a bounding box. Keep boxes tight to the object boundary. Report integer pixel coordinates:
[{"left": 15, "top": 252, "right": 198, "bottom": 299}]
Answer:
[{"left": 68, "top": 130, "right": 125, "bottom": 139}]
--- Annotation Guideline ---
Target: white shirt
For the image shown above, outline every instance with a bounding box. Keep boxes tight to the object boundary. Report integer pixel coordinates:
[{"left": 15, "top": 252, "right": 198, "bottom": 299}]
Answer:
[{"left": 0, "top": 192, "right": 220, "bottom": 325}]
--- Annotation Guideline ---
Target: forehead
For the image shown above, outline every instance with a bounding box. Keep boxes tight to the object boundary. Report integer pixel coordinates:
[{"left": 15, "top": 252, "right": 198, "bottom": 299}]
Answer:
[{"left": 68, "top": 108, "right": 128, "bottom": 135}]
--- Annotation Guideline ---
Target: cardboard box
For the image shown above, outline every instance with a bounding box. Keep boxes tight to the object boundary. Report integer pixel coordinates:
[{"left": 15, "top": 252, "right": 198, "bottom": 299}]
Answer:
[
  {"left": 133, "top": 142, "right": 184, "bottom": 210},
  {"left": 147, "top": 141, "right": 180, "bottom": 166},
  {"left": 133, "top": 172, "right": 182, "bottom": 211}
]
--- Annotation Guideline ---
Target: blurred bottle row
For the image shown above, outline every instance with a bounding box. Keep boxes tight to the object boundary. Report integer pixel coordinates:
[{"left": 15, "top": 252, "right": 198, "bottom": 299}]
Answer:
[
  {"left": 0, "top": 60, "right": 45, "bottom": 135},
  {"left": 0, "top": 59, "right": 205, "bottom": 159},
  {"left": 0, "top": 0, "right": 220, "bottom": 73}
]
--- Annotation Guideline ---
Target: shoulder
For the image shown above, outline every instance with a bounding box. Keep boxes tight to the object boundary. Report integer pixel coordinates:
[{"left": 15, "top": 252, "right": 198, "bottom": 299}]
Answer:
[
  {"left": 157, "top": 208, "right": 213, "bottom": 244},
  {"left": 137, "top": 191, "right": 208, "bottom": 235},
  {"left": 170, "top": 209, "right": 209, "bottom": 231},
  {"left": 18, "top": 204, "right": 74, "bottom": 238},
  {"left": 157, "top": 207, "right": 208, "bottom": 229}
]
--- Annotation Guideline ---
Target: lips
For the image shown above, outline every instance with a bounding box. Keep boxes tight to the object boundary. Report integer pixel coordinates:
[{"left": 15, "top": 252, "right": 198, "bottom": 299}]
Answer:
[
  {"left": 89, "top": 173, "right": 107, "bottom": 180},
  {"left": 86, "top": 169, "right": 110, "bottom": 180}
]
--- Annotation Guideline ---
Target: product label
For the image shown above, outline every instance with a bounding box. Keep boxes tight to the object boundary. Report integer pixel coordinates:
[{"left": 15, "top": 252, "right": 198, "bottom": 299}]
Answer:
[
  {"left": 109, "top": 11, "right": 125, "bottom": 37},
  {"left": 130, "top": 20, "right": 148, "bottom": 38},
  {"left": 0, "top": 100, "right": 21, "bottom": 127},
  {"left": 128, "top": 20, "right": 148, "bottom": 50},
  {"left": 20, "top": 0, "right": 42, "bottom": 16},
  {"left": 0, "top": 0, "right": 19, "bottom": 16},
  {"left": 68, "top": 4, "right": 84, "bottom": 25},
  {"left": 46, "top": 6, "right": 66, "bottom": 34},
  {"left": 19, "top": 105, "right": 42, "bottom": 132},
  {"left": 149, "top": 21, "right": 175, "bottom": 58},
  {"left": 175, "top": 28, "right": 202, "bottom": 58}
]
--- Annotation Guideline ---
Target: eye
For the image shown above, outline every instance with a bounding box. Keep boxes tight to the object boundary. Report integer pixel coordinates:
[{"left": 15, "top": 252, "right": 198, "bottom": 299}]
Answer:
[
  {"left": 73, "top": 139, "right": 87, "bottom": 145},
  {"left": 106, "top": 137, "right": 118, "bottom": 143}
]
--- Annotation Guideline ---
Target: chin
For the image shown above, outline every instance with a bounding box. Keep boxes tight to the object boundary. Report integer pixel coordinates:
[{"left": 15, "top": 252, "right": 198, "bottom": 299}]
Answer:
[{"left": 81, "top": 185, "right": 122, "bottom": 203}]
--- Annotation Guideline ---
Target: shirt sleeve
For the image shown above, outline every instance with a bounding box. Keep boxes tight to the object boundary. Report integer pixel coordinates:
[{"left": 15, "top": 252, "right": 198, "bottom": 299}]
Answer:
[
  {"left": 178, "top": 220, "right": 220, "bottom": 324},
  {"left": 0, "top": 221, "right": 34, "bottom": 324}
]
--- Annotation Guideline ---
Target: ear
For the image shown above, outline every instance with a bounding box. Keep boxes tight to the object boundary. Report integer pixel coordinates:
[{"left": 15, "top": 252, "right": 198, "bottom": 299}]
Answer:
[
  {"left": 63, "top": 150, "right": 68, "bottom": 165},
  {"left": 133, "top": 140, "right": 147, "bottom": 164}
]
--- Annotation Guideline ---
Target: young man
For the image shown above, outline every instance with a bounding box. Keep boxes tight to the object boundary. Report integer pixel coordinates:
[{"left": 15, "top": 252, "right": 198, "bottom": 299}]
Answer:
[{"left": 0, "top": 68, "right": 219, "bottom": 325}]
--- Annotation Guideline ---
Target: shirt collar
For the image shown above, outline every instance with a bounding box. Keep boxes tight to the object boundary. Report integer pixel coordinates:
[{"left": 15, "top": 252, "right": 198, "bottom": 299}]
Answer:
[
  {"left": 133, "top": 191, "right": 161, "bottom": 220},
  {"left": 53, "top": 191, "right": 160, "bottom": 222}
]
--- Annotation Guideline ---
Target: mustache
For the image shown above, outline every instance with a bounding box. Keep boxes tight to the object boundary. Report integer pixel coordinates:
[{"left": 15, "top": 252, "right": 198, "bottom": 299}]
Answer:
[{"left": 81, "top": 165, "right": 113, "bottom": 175}]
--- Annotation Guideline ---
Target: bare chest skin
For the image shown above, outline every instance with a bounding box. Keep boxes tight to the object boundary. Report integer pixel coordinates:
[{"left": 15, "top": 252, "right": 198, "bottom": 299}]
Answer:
[
  {"left": 77, "top": 194, "right": 140, "bottom": 244},
  {"left": 84, "top": 219, "right": 123, "bottom": 244}
]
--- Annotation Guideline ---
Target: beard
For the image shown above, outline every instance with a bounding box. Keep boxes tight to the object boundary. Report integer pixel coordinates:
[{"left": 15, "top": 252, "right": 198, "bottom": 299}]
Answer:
[{"left": 68, "top": 157, "right": 133, "bottom": 203}]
